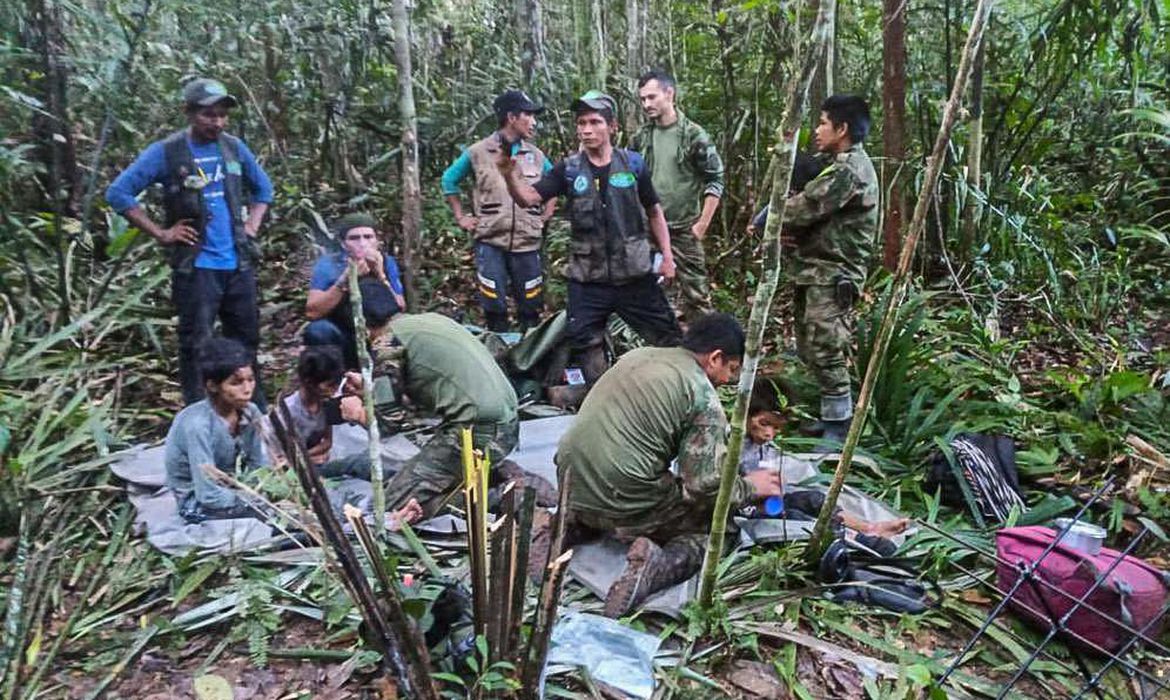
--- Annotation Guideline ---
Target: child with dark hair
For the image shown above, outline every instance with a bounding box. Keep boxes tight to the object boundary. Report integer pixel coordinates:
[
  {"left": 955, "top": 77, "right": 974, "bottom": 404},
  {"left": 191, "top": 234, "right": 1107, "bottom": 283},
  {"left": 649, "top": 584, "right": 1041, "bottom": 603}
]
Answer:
[
  {"left": 164, "top": 337, "right": 270, "bottom": 522},
  {"left": 282, "top": 345, "right": 371, "bottom": 479},
  {"left": 739, "top": 378, "right": 909, "bottom": 541}
]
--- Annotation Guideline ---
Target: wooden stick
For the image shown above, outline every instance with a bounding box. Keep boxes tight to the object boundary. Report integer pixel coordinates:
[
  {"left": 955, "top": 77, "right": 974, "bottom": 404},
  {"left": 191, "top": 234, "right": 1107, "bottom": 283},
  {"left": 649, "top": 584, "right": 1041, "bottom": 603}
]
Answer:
[
  {"left": 461, "top": 429, "right": 490, "bottom": 640},
  {"left": 805, "top": 0, "right": 997, "bottom": 562},
  {"left": 348, "top": 263, "right": 385, "bottom": 530},
  {"left": 487, "top": 482, "right": 517, "bottom": 662},
  {"left": 344, "top": 504, "right": 436, "bottom": 689},
  {"left": 273, "top": 399, "right": 438, "bottom": 700},
  {"left": 507, "top": 485, "right": 536, "bottom": 660},
  {"left": 520, "top": 549, "right": 573, "bottom": 698},
  {"left": 697, "top": 0, "right": 837, "bottom": 608}
]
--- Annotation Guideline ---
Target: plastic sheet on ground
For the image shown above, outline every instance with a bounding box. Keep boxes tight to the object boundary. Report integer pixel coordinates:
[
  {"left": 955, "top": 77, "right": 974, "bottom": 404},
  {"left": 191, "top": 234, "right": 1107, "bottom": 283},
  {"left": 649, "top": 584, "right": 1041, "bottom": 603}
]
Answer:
[{"left": 543, "top": 611, "right": 662, "bottom": 699}]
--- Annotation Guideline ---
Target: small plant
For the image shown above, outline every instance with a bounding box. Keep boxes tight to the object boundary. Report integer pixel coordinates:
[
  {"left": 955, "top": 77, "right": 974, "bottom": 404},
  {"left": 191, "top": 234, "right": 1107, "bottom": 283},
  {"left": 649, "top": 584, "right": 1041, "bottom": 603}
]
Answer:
[{"left": 433, "top": 635, "right": 520, "bottom": 699}]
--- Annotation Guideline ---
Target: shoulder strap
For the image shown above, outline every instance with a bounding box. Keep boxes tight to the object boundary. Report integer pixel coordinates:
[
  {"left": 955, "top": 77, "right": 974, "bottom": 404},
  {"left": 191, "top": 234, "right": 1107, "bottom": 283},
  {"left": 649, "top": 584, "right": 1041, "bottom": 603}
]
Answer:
[
  {"left": 162, "top": 129, "right": 192, "bottom": 184},
  {"left": 218, "top": 133, "right": 240, "bottom": 164}
]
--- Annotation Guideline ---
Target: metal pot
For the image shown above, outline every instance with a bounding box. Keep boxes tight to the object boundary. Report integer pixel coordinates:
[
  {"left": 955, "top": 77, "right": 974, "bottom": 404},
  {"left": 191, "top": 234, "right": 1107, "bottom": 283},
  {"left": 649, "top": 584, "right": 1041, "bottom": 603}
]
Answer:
[{"left": 1052, "top": 518, "right": 1106, "bottom": 555}]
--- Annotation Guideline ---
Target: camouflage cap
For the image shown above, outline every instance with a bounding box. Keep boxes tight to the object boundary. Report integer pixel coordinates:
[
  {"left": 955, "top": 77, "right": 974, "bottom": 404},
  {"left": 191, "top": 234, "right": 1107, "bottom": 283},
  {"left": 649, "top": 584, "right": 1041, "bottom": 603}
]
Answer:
[
  {"left": 182, "top": 78, "right": 239, "bottom": 108},
  {"left": 334, "top": 212, "right": 379, "bottom": 239},
  {"left": 571, "top": 90, "right": 618, "bottom": 119}
]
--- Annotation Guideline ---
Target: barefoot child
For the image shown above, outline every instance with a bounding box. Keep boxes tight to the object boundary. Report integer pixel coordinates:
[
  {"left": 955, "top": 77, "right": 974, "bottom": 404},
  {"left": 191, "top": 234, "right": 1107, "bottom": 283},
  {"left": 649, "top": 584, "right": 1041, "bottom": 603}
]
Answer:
[{"left": 740, "top": 381, "right": 909, "bottom": 542}]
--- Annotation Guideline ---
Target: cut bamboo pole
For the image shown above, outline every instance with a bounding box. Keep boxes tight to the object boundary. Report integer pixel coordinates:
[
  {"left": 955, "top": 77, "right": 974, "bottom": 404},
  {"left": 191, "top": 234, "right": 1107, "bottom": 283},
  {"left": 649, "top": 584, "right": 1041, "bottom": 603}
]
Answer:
[
  {"left": 348, "top": 263, "right": 385, "bottom": 530},
  {"left": 461, "top": 428, "right": 490, "bottom": 641},
  {"left": 805, "top": 0, "right": 997, "bottom": 562},
  {"left": 507, "top": 485, "right": 537, "bottom": 660},
  {"left": 520, "top": 549, "right": 573, "bottom": 698},
  {"left": 697, "top": 0, "right": 837, "bottom": 609},
  {"left": 487, "top": 482, "right": 517, "bottom": 662},
  {"left": 274, "top": 400, "right": 438, "bottom": 699}
]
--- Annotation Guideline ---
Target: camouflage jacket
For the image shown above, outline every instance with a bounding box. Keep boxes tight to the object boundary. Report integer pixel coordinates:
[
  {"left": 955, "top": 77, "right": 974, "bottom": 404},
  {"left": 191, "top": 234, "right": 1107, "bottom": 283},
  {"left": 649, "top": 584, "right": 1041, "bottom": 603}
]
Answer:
[
  {"left": 630, "top": 110, "right": 725, "bottom": 228},
  {"left": 784, "top": 143, "right": 879, "bottom": 287}
]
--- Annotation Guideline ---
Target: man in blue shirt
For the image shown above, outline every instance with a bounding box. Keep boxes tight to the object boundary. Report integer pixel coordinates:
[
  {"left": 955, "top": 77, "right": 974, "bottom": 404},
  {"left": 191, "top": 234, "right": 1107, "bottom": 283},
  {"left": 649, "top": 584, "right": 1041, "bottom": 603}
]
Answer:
[
  {"left": 106, "top": 78, "right": 274, "bottom": 407},
  {"left": 304, "top": 213, "right": 406, "bottom": 368}
]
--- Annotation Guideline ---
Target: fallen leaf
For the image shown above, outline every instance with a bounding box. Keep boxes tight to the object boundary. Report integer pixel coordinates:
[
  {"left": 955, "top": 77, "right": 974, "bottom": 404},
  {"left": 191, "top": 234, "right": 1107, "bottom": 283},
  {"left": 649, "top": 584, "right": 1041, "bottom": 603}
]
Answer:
[
  {"left": 725, "top": 660, "right": 787, "bottom": 700},
  {"left": 960, "top": 589, "right": 991, "bottom": 604},
  {"left": 193, "top": 674, "right": 233, "bottom": 700}
]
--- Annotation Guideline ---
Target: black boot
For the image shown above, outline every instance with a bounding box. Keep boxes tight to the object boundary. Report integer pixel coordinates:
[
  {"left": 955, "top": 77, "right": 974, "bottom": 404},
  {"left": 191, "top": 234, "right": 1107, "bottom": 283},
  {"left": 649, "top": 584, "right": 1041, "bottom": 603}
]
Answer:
[{"left": 603, "top": 538, "right": 701, "bottom": 618}]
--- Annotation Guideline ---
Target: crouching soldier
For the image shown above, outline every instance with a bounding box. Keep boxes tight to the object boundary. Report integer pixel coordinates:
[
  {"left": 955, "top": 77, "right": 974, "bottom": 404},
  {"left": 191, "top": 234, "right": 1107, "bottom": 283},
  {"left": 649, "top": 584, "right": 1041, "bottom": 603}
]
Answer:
[
  {"left": 338, "top": 285, "right": 551, "bottom": 517},
  {"left": 551, "top": 313, "right": 782, "bottom": 617}
]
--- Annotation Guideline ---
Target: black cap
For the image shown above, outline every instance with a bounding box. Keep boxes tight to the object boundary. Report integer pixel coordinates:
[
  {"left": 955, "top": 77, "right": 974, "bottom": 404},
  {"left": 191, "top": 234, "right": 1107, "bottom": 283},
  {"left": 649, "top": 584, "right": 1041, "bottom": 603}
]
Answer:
[
  {"left": 182, "top": 78, "right": 239, "bottom": 108},
  {"left": 570, "top": 90, "right": 618, "bottom": 118},
  {"left": 493, "top": 90, "right": 544, "bottom": 118}
]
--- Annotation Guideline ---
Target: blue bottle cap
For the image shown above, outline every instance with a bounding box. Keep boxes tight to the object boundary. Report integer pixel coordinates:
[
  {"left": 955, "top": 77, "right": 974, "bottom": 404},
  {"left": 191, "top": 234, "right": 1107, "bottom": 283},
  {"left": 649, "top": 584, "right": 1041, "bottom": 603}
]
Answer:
[{"left": 764, "top": 495, "right": 784, "bottom": 517}]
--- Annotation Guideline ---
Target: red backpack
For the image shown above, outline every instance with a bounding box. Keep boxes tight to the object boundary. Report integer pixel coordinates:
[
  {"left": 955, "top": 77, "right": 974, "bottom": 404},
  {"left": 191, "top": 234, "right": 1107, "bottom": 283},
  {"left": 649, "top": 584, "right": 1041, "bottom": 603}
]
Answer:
[{"left": 995, "top": 526, "right": 1169, "bottom": 654}]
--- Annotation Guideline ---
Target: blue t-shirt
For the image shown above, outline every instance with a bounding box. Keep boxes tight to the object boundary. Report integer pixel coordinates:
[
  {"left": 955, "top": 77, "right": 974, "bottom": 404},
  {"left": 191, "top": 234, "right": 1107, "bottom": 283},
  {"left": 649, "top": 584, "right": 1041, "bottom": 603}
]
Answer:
[
  {"left": 309, "top": 251, "right": 405, "bottom": 295},
  {"left": 105, "top": 133, "right": 274, "bottom": 270}
]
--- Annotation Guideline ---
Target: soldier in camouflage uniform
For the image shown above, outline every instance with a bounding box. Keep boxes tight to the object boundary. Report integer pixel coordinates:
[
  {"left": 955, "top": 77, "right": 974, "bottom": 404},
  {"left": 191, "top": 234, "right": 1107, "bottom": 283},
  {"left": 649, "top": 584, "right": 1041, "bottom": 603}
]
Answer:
[
  {"left": 632, "top": 70, "right": 725, "bottom": 325},
  {"left": 498, "top": 91, "right": 682, "bottom": 384},
  {"left": 338, "top": 292, "right": 521, "bottom": 518},
  {"left": 550, "top": 314, "right": 782, "bottom": 617},
  {"left": 781, "top": 95, "right": 879, "bottom": 444}
]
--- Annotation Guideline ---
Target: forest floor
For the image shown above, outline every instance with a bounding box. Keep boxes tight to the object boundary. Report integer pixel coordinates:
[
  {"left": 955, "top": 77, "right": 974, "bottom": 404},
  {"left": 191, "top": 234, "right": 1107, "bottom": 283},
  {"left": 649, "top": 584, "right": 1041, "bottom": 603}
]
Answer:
[{"left": 26, "top": 226, "right": 1170, "bottom": 700}]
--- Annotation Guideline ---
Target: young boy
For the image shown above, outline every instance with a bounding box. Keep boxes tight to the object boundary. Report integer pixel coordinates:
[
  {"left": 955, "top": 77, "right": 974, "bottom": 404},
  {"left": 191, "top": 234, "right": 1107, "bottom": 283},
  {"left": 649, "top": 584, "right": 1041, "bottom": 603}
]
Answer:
[
  {"left": 739, "top": 380, "right": 908, "bottom": 540},
  {"left": 165, "top": 337, "right": 270, "bottom": 522}
]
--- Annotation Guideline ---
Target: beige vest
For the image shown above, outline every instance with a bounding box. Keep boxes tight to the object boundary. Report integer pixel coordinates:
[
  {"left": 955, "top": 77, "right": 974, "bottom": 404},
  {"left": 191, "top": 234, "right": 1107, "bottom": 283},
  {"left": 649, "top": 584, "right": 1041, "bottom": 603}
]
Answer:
[{"left": 466, "top": 134, "right": 546, "bottom": 252}]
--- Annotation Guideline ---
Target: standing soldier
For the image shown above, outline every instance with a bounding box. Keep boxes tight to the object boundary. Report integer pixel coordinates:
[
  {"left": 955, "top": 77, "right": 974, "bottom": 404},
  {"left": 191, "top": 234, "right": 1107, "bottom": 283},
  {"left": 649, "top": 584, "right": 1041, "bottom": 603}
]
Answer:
[
  {"left": 782, "top": 95, "right": 879, "bottom": 444},
  {"left": 106, "top": 78, "right": 274, "bottom": 406},
  {"left": 441, "top": 90, "right": 555, "bottom": 332},
  {"left": 497, "top": 91, "right": 682, "bottom": 383},
  {"left": 633, "top": 69, "right": 725, "bottom": 325}
]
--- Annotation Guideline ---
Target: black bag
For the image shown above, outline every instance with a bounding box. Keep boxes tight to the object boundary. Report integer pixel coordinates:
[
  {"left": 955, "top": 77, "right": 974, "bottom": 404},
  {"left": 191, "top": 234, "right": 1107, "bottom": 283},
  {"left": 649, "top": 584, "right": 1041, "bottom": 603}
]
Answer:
[
  {"left": 927, "top": 433, "right": 1025, "bottom": 526},
  {"left": 817, "top": 539, "right": 937, "bottom": 614}
]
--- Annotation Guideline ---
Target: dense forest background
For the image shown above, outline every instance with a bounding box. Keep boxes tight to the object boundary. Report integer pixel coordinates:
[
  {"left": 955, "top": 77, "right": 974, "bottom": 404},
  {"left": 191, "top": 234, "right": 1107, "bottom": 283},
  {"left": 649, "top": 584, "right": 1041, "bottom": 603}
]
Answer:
[{"left": 2, "top": 0, "right": 1170, "bottom": 696}]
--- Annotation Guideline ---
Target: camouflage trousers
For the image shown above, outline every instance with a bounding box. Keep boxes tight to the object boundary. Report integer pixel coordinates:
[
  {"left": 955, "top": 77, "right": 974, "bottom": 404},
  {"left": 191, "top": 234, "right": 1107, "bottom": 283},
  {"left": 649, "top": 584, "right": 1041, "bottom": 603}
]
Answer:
[
  {"left": 667, "top": 226, "right": 713, "bottom": 324},
  {"left": 385, "top": 419, "right": 519, "bottom": 519},
  {"left": 563, "top": 494, "right": 735, "bottom": 571},
  {"left": 794, "top": 284, "right": 854, "bottom": 418}
]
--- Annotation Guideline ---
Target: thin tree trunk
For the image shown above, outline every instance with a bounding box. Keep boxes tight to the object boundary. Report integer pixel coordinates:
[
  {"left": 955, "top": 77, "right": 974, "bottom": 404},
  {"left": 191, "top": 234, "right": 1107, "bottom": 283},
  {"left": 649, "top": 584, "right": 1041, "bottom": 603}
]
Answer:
[
  {"left": 881, "top": 0, "right": 907, "bottom": 272},
  {"left": 391, "top": 0, "right": 421, "bottom": 310},
  {"left": 521, "top": 0, "right": 547, "bottom": 87},
  {"left": 590, "top": 0, "right": 606, "bottom": 88},
  {"left": 959, "top": 29, "right": 987, "bottom": 258},
  {"left": 805, "top": 0, "right": 997, "bottom": 562},
  {"left": 624, "top": 0, "right": 645, "bottom": 134},
  {"left": 697, "top": 0, "right": 836, "bottom": 609}
]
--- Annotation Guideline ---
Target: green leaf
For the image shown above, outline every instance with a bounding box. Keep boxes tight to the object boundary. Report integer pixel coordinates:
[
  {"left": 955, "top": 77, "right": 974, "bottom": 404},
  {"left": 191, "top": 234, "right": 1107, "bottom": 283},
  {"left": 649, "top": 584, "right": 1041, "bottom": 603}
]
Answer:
[
  {"left": 905, "top": 664, "right": 932, "bottom": 686},
  {"left": 432, "top": 672, "right": 466, "bottom": 687}
]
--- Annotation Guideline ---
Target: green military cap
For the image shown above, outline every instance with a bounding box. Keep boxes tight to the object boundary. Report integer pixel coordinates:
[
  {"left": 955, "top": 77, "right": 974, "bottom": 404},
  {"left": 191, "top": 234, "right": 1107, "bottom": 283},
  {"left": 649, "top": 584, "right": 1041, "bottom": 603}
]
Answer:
[
  {"left": 333, "top": 212, "right": 379, "bottom": 238},
  {"left": 571, "top": 90, "right": 618, "bottom": 118},
  {"left": 182, "top": 78, "right": 239, "bottom": 108}
]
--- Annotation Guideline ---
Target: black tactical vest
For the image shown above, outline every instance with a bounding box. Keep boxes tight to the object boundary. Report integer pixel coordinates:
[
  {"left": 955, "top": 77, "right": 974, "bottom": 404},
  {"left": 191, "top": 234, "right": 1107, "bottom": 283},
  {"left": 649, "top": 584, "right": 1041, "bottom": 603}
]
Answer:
[
  {"left": 161, "top": 130, "right": 254, "bottom": 272},
  {"left": 563, "top": 149, "right": 653, "bottom": 284}
]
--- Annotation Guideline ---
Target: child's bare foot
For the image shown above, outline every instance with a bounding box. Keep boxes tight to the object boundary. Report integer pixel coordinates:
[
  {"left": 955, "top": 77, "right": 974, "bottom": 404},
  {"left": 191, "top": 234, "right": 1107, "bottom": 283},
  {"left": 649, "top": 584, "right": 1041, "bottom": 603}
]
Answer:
[
  {"left": 868, "top": 518, "right": 910, "bottom": 538},
  {"left": 385, "top": 498, "right": 424, "bottom": 531}
]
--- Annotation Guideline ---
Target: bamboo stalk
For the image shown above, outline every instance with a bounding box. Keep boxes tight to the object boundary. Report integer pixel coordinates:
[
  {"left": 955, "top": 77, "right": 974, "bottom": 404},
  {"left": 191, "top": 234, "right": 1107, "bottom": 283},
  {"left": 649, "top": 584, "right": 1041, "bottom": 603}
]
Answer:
[
  {"left": 273, "top": 400, "right": 438, "bottom": 699},
  {"left": 520, "top": 549, "right": 573, "bottom": 698},
  {"left": 805, "top": 0, "right": 997, "bottom": 562},
  {"left": 487, "top": 482, "right": 517, "bottom": 662},
  {"left": 348, "top": 263, "right": 385, "bottom": 529},
  {"left": 461, "top": 429, "right": 490, "bottom": 641},
  {"left": 506, "top": 485, "right": 536, "bottom": 660},
  {"left": 344, "top": 505, "right": 436, "bottom": 685},
  {"left": 697, "top": 0, "right": 837, "bottom": 609}
]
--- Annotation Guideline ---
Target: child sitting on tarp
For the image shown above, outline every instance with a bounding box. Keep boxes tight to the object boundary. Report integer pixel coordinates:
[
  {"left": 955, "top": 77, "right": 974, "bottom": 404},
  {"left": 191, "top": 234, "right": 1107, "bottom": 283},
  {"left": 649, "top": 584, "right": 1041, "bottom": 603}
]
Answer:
[
  {"left": 165, "top": 337, "right": 271, "bottom": 523},
  {"left": 739, "top": 379, "right": 909, "bottom": 545},
  {"left": 283, "top": 345, "right": 375, "bottom": 479}
]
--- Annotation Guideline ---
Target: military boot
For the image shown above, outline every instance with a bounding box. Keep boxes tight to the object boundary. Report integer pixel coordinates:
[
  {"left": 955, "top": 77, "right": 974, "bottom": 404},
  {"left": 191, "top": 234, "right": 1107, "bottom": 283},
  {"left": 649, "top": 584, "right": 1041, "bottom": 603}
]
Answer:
[{"left": 603, "top": 537, "right": 701, "bottom": 618}]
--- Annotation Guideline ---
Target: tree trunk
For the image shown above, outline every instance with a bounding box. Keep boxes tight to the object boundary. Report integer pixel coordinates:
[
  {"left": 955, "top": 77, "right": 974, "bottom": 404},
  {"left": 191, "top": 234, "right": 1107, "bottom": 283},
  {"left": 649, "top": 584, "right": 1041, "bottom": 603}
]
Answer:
[
  {"left": 521, "top": 0, "right": 547, "bottom": 88},
  {"left": 391, "top": 0, "right": 421, "bottom": 310},
  {"left": 697, "top": 0, "right": 837, "bottom": 609},
  {"left": 805, "top": 0, "right": 997, "bottom": 563},
  {"left": 590, "top": 0, "right": 606, "bottom": 88},
  {"left": 881, "top": 0, "right": 907, "bottom": 272},
  {"left": 624, "top": 0, "right": 646, "bottom": 134},
  {"left": 959, "top": 30, "right": 987, "bottom": 258}
]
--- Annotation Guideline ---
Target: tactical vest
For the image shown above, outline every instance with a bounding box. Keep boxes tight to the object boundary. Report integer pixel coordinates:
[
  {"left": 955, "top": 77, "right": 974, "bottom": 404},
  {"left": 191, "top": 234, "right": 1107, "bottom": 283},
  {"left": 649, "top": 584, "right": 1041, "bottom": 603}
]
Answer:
[
  {"left": 161, "top": 129, "right": 255, "bottom": 272},
  {"left": 466, "top": 134, "right": 546, "bottom": 253},
  {"left": 564, "top": 149, "right": 652, "bottom": 284}
]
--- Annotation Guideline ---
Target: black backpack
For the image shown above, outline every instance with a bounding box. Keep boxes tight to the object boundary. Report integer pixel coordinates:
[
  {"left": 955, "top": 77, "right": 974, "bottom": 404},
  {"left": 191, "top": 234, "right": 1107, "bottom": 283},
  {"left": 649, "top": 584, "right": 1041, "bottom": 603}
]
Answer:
[{"left": 927, "top": 433, "right": 1025, "bottom": 526}]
